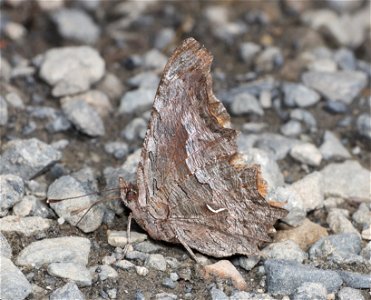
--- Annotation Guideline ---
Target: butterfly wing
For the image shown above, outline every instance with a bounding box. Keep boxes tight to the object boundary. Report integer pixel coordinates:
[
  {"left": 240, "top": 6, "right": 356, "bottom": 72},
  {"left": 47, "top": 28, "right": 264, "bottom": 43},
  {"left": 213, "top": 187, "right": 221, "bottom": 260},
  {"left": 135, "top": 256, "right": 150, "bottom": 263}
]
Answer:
[{"left": 132, "top": 38, "right": 286, "bottom": 257}]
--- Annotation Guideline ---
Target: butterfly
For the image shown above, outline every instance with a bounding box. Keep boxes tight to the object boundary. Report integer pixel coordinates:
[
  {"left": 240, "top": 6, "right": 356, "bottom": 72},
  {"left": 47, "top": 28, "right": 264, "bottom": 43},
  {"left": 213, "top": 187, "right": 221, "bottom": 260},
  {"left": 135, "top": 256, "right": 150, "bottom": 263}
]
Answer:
[{"left": 120, "top": 38, "right": 286, "bottom": 261}]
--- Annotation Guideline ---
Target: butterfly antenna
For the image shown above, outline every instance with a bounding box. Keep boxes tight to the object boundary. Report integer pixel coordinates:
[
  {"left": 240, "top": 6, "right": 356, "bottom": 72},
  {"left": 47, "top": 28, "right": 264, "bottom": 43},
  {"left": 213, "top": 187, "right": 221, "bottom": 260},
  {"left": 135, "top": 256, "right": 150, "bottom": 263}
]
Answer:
[
  {"left": 46, "top": 187, "right": 120, "bottom": 203},
  {"left": 72, "top": 195, "right": 121, "bottom": 226}
]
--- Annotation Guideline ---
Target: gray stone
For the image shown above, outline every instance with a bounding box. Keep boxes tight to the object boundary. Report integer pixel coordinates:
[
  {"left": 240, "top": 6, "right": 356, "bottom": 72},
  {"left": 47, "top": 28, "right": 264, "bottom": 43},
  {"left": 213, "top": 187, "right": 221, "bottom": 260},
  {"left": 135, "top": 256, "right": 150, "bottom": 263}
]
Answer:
[
  {"left": 302, "top": 9, "right": 369, "bottom": 48},
  {"left": 104, "top": 141, "right": 129, "bottom": 159},
  {"left": 230, "top": 92, "right": 264, "bottom": 116},
  {"left": 326, "top": 0, "right": 363, "bottom": 12},
  {"left": 97, "top": 72, "right": 124, "bottom": 101},
  {"left": 0, "top": 96, "right": 8, "bottom": 126},
  {"left": 291, "top": 172, "right": 324, "bottom": 212},
  {"left": 143, "top": 49, "right": 167, "bottom": 70},
  {"left": 0, "top": 174, "right": 24, "bottom": 216},
  {"left": 52, "top": 9, "right": 100, "bottom": 44},
  {"left": 327, "top": 208, "right": 359, "bottom": 235},
  {"left": 307, "top": 58, "right": 337, "bottom": 73},
  {"left": 107, "top": 288, "right": 117, "bottom": 299},
  {"left": 292, "top": 282, "right": 327, "bottom": 300},
  {"left": 324, "top": 100, "right": 348, "bottom": 114},
  {"left": 0, "top": 233, "right": 12, "bottom": 259},
  {"left": 320, "top": 160, "right": 370, "bottom": 202},
  {"left": 48, "top": 262, "right": 92, "bottom": 287},
  {"left": 261, "top": 240, "right": 307, "bottom": 263},
  {"left": 210, "top": 287, "right": 228, "bottom": 300},
  {"left": 283, "top": 83, "right": 320, "bottom": 108},
  {"left": 236, "top": 133, "right": 258, "bottom": 154},
  {"left": 309, "top": 233, "right": 362, "bottom": 263},
  {"left": 0, "top": 256, "right": 32, "bottom": 300},
  {"left": 98, "top": 265, "right": 118, "bottom": 281},
  {"left": 17, "top": 236, "right": 90, "bottom": 268},
  {"left": 219, "top": 77, "right": 277, "bottom": 102},
  {"left": 337, "top": 287, "right": 364, "bottom": 300},
  {"left": 165, "top": 257, "right": 180, "bottom": 269},
  {"left": 162, "top": 278, "right": 177, "bottom": 289},
  {"left": 13, "top": 195, "right": 51, "bottom": 218},
  {"left": 61, "top": 98, "right": 105, "bottom": 136},
  {"left": 121, "top": 117, "right": 147, "bottom": 141},
  {"left": 155, "top": 292, "right": 177, "bottom": 300},
  {"left": 39, "top": 46, "right": 105, "bottom": 97},
  {"left": 119, "top": 88, "right": 156, "bottom": 114},
  {"left": 135, "top": 266, "right": 149, "bottom": 276},
  {"left": 212, "top": 22, "right": 247, "bottom": 44},
  {"left": 338, "top": 271, "right": 371, "bottom": 289},
  {"left": 127, "top": 72, "right": 159, "bottom": 89},
  {"left": 281, "top": 120, "right": 302, "bottom": 137},
  {"left": 103, "top": 149, "right": 141, "bottom": 191},
  {"left": 238, "top": 255, "right": 260, "bottom": 271},
  {"left": 0, "top": 57, "right": 11, "bottom": 82},
  {"left": 4, "top": 92, "right": 24, "bottom": 109},
  {"left": 239, "top": 42, "right": 261, "bottom": 64},
  {"left": 259, "top": 90, "right": 272, "bottom": 108},
  {"left": 0, "top": 138, "right": 61, "bottom": 180},
  {"left": 353, "top": 203, "right": 371, "bottom": 226},
  {"left": 65, "top": 90, "right": 112, "bottom": 117},
  {"left": 107, "top": 230, "right": 147, "bottom": 247},
  {"left": 240, "top": 148, "right": 284, "bottom": 194},
  {"left": 361, "top": 242, "right": 371, "bottom": 261},
  {"left": 356, "top": 113, "right": 371, "bottom": 140},
  {"left": 154, "top": 27, "right": 175, "bottom": 50},
  {"left": 170, "top": 272, "right": 179, "bottom": 281},
  {"left": 254, "top": 133, "right": 301, "bottom": 160},
  {"left": 255, "top": 46, "right": 283, "bottom": 72},
  {"left": 0, "top": 216, "right": 52, "bottom": 236},
  {"left": 264, "top": 259, "right": 343, "bottom": 295},
  {"left": 127, "top": 251, "right": 148, "bottom": 261},
  {"left": 290, "top": 109, "right": 317, "bottom": 129},
  {"left": 241, "top": 122, "right": 267, "bottom": 133},
  {"left": 272, "top": 186, "right": 306, "bottom": 226},
  {"left": 320, "top": 131, "right": 351, "bottom": 160},
  {"left": 115, "top": 259, "right": 135, "bottom": 270},
  {"left": 302, "top": 71, "right": 367, "bottom": 104},
  {"left": 28, "top": 106, "right": 71, "bottom": 133},
  {"left": 361, "top": 226, "right": 371, "bottom": 240},
  {"left": 145, "top": 254, "right": 167, "bottom": 271},
  {"left": 134, "top": 240, "right": 162, "bottom": 253},
  {"left": 230, "top": 291, "right": 275, "bottom": 300},
  {"left": 47, "top": 171, "right": 104, "bottom": 233},
  {"left": 290, "top": 143, "right": 322, "bottom": 167},
  {"left": 334, "top": 48, "right": 357, "bottom": 70},
  {"left": 49, "top": 282, "right": 85, "bottom": 300}
]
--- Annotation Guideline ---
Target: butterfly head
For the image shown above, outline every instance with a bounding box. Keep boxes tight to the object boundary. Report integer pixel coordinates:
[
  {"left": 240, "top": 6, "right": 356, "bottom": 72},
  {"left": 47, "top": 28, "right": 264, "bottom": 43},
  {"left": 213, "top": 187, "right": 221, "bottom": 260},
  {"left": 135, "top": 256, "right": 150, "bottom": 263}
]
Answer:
[{"left": 119, "top": 177, "right": 138, "bottom": 208}]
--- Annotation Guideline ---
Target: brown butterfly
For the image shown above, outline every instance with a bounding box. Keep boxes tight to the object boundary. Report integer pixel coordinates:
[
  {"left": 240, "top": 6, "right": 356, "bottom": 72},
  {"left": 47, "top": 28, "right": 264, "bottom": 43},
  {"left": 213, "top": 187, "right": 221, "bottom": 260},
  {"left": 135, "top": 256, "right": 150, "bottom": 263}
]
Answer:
[{"left": 120, "top": 38, "right": 286, "bottom": 261}]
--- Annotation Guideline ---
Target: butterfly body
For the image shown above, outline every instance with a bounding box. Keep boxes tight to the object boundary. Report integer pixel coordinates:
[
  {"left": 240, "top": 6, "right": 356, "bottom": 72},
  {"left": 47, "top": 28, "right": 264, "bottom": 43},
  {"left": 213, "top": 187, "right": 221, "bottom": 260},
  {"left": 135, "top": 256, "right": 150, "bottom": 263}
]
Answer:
[{"left": 120, "top": 38, "right": 286, "bottom": 258}]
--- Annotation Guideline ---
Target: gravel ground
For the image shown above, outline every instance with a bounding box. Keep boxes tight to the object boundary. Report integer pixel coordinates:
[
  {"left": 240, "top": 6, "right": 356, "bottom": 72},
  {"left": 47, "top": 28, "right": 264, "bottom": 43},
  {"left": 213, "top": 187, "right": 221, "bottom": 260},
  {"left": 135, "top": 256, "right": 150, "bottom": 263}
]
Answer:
[{"left": 0, "top": 1, "right": 370, "bottom": 300}]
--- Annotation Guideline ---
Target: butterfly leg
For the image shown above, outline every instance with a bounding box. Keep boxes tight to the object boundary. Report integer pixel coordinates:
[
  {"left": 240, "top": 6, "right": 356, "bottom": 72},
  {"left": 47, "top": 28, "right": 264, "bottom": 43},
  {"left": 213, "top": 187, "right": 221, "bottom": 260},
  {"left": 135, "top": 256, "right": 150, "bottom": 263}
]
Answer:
[
  {"left": 123, "top": 212, "right": 133, "bottom": 257},
  {"left": 175, "top": 229, "right": 200, "bottom": 263}
]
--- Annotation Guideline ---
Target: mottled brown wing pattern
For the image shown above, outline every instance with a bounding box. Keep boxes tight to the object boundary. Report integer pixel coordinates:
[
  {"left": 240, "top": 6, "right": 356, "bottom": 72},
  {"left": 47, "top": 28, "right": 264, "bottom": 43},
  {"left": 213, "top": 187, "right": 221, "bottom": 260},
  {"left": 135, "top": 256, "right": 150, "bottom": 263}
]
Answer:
[{"left": 125, "top": 38, "right": 286, "bottom": 258}]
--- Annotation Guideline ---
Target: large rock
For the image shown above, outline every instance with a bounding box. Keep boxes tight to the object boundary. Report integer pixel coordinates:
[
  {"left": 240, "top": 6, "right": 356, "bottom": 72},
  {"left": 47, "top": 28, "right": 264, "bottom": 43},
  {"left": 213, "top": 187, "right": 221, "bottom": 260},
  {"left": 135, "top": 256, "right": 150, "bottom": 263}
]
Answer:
[
  {"left": 17, "top": 237, "right": 91, "bottom": 268},
  {"left": 0, "top": 257, "right": 32, "bottom": 300},
  {"left": 0, "top": 138, "right": 61, "bottom": 180},
  {"left": 302, "top": 71, "right": 367, "bottom": 104},
  {"left": 47, "top": 169, "right": 104, "bottom": 233},
  {"left": 61, "top": 97, "right": 105, "bottom": 136},
  {"left": 39, "top": 46, "right": 105, "bottom": 97},
  {"left": 274, "top": 219, "right": 328, "bottom": 251},
  {"left": 52, "top": 8, "right": 100, "bottom": 44},
  {"left": 264, "top": 259, "right": 343, "bottom": 295},
  {"left": 0, "top": 174, "right": 24, "bottom": 216},
  {"left": 320, "top": 160, "right": 370, "bottom": 202},
  {"left": 309, "top": 233, "right": 362, "bottom": 264},
  {"left": 0, "top": 216, "right": 52, "bottom": 236}
]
